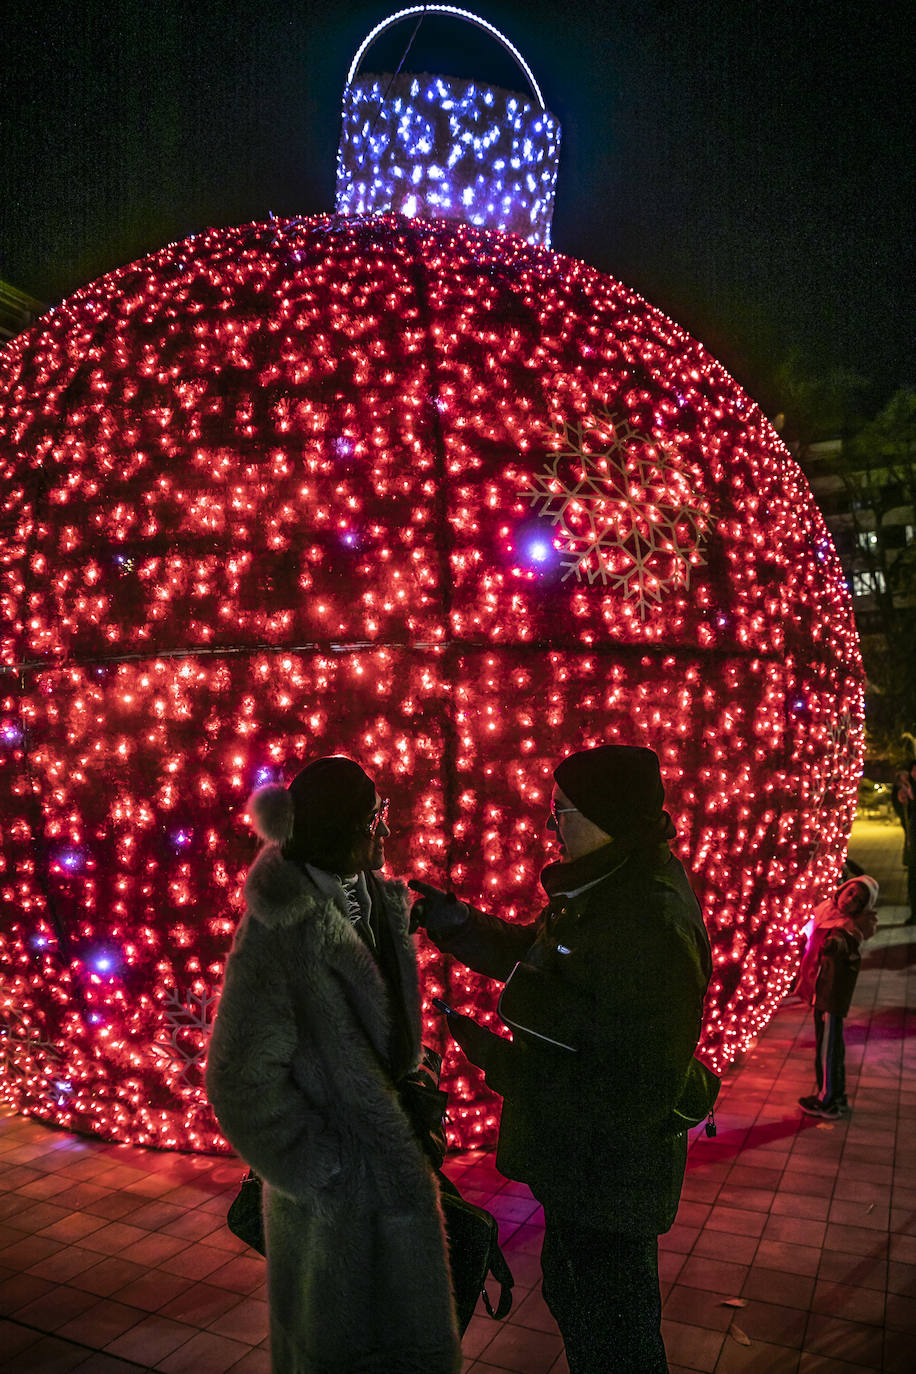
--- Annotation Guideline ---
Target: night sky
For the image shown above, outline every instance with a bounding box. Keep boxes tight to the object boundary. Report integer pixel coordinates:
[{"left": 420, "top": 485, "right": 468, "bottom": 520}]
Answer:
[{"left": 1, "top": 0, "right": 910, "bottom": 407}]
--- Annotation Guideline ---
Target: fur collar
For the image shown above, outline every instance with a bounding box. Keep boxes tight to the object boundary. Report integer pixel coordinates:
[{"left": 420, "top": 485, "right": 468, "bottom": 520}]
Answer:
[
  {"left": 244, "top": 844, "right": 325, "bottom": 927},
  {"left": 245, "top": 845, "right": 409, "bottom": 931},
  {"left": 241, "top": 844, "right": 418, "bottom": 1076}
]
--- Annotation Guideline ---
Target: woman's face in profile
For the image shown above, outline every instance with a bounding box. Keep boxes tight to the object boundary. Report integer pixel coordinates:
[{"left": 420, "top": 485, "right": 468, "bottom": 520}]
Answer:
[{"left": 346, "top": 793, "right": 390, "bottom": 873}]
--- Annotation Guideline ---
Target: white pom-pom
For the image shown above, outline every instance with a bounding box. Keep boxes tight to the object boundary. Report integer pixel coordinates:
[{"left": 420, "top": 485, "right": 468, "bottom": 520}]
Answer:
[{"left": 248, "top": 784, "right": 294, "bottom": 844}]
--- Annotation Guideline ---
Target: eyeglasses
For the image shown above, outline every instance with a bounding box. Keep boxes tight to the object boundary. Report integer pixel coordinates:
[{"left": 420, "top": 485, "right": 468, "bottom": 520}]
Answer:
[
  {"left": 366, "top": 798, "right": 390, "bottom": 836},
  {"left": 547, "top": 801, "right": 578, "bottom": 828}
]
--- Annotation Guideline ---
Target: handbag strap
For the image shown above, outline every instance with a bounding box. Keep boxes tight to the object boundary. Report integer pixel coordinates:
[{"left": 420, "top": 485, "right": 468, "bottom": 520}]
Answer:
[
  {"left": 479, "top": 1244, "right": 514, "bottom": 1320},
  {"left": 437, "top": 1170, "right": 514, "bottom": 1321}
]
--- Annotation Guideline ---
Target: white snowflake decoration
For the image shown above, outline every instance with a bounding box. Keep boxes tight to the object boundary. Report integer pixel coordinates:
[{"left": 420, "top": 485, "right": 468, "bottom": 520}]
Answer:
[
  {"left": 0, "top": 1000, "right": 61, "bottom": 1086},
  {"left": 151, "top": 986, "right": 217, "bottom": 1084},
  {"left": 828, "top": 709, "right": 854, "bottom": 754},
  {"left": 524, "top": 410, "right": 714, "bottom": 617}
]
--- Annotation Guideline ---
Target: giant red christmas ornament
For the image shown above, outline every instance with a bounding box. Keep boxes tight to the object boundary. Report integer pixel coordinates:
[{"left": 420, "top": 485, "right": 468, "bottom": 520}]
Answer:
[{"left": 0, "top": 9, "right": 863, "bottom": 1152}]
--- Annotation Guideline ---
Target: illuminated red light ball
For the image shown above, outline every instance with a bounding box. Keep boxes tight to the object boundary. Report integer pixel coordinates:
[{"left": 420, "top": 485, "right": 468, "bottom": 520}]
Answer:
[{"left": 0, "top": 214, "right": 863, "bottom": 1151}]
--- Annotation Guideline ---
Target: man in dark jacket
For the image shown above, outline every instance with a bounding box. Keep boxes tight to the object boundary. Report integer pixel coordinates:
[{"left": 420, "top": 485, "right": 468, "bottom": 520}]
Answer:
[{"left": 413, "top": 744, "right": 713, "bottom": 1374}]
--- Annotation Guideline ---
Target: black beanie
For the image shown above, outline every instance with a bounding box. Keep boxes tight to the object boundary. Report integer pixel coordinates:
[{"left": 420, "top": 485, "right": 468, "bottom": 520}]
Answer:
[
  {"left": 285, "top": 756, "right": 376, "bottom": 868},
  {"left": 554, "top": 745, "right": 665, "bottom": 838}
]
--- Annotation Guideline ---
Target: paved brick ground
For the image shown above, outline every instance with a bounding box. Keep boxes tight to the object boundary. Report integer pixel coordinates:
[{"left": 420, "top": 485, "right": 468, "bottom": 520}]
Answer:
[{"left": 0, "top": 815, "right": 911, "bottom": 1372}]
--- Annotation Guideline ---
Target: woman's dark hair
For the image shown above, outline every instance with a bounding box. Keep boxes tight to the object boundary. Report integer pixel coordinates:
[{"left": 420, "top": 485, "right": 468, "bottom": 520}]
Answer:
[{"left": 283, "top": 813, "right": 373, "bottom": 875}]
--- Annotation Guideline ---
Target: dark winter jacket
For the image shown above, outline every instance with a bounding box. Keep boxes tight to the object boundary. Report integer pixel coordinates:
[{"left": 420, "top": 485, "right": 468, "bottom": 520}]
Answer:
[
  {"left": 206, "top": 847, "right": 460, "bottom": 1374},
  {"left": 800, "top": 924, "right": 863, "bottom": 1018},
  {"left": 431, "top": 839, "right": 712, "bottom": 1234}
]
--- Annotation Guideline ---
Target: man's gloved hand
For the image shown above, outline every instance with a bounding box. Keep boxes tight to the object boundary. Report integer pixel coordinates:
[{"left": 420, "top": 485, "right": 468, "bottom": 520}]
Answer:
[
  {"left": 408, "top": 879, "right": 470, "bottom": 938},
  {"left": 446, "top": 1012, "right": 500, "bottom": 1071}
]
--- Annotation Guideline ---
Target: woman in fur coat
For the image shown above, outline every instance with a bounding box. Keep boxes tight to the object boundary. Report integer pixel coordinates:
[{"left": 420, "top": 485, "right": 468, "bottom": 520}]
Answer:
[{"left": 206, "top": 756, "right": 459, "bottom": 1374}]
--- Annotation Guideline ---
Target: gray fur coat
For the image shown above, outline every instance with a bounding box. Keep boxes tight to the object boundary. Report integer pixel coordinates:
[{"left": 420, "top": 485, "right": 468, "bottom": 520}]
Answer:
[{"left": 206, "top": 846, "right": 460, "bottom": 1373}]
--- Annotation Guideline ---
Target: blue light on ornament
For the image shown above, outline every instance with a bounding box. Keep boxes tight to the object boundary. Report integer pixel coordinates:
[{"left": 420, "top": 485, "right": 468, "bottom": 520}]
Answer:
[
  {"left": 90, "top": 950, "right": 118, "bottom": 975},
  {"left": 508, "top": 525, "right": 561, "bottom": 575},
  {"left": 57, "top": 847, "right": 85, "bottom": 873}
]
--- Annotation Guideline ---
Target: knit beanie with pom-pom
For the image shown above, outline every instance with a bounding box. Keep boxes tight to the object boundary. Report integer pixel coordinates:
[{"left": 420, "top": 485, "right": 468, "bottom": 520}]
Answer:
[{"left": 248, "top": 756, "right": 376, "bottom": 871}]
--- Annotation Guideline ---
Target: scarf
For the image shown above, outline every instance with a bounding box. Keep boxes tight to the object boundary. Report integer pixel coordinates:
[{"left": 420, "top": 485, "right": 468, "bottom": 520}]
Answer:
[{"left": 540, "top": 825, "right": 675, "bottom": 900}]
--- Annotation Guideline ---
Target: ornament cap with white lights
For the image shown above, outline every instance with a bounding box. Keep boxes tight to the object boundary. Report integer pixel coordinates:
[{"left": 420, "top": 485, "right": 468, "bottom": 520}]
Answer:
[{"left": 335, "top": 5, "right": 561, "bottom": 245}]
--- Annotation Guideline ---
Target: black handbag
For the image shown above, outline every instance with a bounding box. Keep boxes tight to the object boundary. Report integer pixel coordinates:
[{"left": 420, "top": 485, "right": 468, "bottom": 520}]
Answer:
[
  {"left": 400, "top": 1048, "right": 514, "bottom": 1335},
  {"left": 225, "top": 1044, "right": 515, "bottom": 1337},
  {"left": 226, "top": 1167, "right": 265, "bottom": 1255},
  {"left": 438, "top": 1171, "right": 514, "bottom": 1335},
  {"left": 226, "top": 1163, "right": 514, "bottom": 1336}
]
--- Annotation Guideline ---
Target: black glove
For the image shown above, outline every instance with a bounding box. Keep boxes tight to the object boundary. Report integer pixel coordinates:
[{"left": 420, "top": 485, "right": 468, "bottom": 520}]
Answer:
[
  {"left": 446, "top": 1012, "right": 500, "bottom": 1071},
  {"left": 408, "top": 879, "right": 470, "bottom": 938}
]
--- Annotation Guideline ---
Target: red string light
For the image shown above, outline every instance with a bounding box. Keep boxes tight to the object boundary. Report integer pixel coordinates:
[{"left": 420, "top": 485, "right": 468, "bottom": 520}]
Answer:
[{"left": 0, "top": 215, "right": 863, "bottom": 1151}]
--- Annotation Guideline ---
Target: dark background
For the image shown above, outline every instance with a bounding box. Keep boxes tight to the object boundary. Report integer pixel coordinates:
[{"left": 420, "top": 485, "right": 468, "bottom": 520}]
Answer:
[{"left": 1, "top": 0, "right": 910, "bottom": 406}]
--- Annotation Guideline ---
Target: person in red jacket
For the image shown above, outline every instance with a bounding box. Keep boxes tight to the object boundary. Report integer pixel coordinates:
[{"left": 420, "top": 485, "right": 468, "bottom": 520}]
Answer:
[{"left": 796, "top": 875, "right": 879, "bottom": 1121}]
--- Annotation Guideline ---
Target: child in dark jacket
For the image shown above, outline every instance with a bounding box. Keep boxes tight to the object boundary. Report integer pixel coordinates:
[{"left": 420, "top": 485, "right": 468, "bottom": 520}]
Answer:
[{"left": 796, "top": 875, "right": 879, "bottom": 1120}]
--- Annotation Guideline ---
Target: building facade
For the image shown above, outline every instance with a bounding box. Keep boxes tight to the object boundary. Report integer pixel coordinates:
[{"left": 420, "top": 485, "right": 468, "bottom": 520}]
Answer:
[
  {"left": 0, "top": 279, "right": 45, "bottom": 345},
  {"left": 801, "top": 435, "right": 915, "bottom": 636}
]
